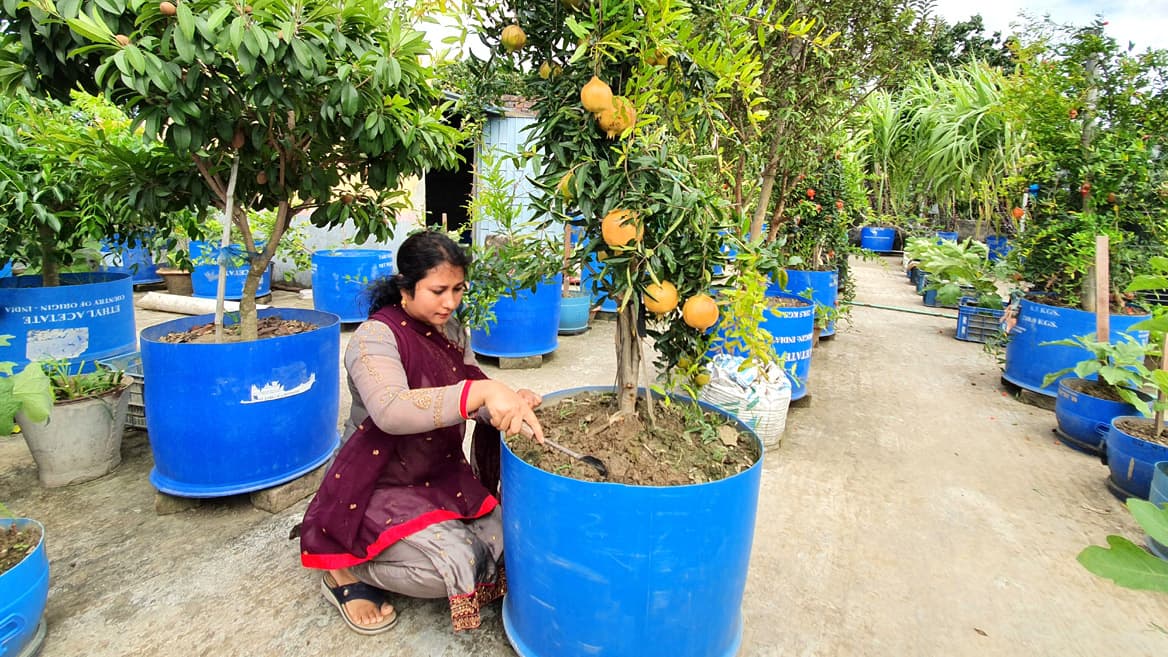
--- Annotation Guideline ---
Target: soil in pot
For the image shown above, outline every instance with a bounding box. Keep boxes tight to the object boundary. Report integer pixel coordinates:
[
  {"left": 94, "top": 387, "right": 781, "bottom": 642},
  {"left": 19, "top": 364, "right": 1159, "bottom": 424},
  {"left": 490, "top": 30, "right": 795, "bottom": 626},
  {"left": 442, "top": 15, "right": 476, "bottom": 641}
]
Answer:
[
  {"left": 159, "top": 316, "right": 319, "bottom": 344},
  {"left": 0, "top": 523, "right": 41, "bottom": 574},
  {"left": 1114, "top": 417, "right": 1168, "bottom": 447},
  {"left": 515, "top": 391, "right": 759, "bottom": 486},
  {"left": 1063, "top": 377, "right": 1128, "bottom": 403}
]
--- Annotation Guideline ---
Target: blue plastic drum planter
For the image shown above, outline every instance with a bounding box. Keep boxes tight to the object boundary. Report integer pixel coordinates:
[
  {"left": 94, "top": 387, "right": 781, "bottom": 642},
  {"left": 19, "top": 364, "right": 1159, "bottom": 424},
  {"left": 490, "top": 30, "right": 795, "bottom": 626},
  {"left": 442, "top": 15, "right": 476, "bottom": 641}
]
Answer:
[
  {"left": 985, "top": 235, "right": 1010, "bottom": 262},
  {"left": 0, "top": 272, "right": 136, "bottom": 373},
  {"left": 139, "top": 308, "right": 340, "bottom": 497},
  {"left": 471, "top": 275, "right": 563, "bottom": 359},
  {"left": 0, "top": 518, "right": 48, "bottom": 657},
  {"left": 936, "top": 231, "right": 959, "bottom": 243},
  {"left": 310, "top": 249, "right": 395, "bottom": 323},
  {"left": 581, "top": 253, "right": 617, "bottom": 313},
  {"left": 1003, "top": 298, "right": 1150, "bottom": 396},
  {"left": 860, "top": 226, "right": 897, "bottom": 253},
  {"left": 1105, "top": 416, "right": 1168, "bottom": 501},
  {"left": 558, "top": 290, "right": 591, "bottom": 336},
  {"left": 189, "top": 241, "right": 272, "bottom": 300},
  {"left": 709, "top": 292, "right": 814, "bottom": 401},
  {"left": 1149, "top": 462, "right": 1168, "bottom": 560},
  {"left": 500, "top": 386, "right": 763, "bottom": 657},
  {"left": 773, "top": 269, "right": 838, "bottom": 337},
  {"left": 1054, "top": 379, "right": 1139, "bottom": 456},
  {"left": 101, "top": 238, "right": 163, "bottom": 285}
]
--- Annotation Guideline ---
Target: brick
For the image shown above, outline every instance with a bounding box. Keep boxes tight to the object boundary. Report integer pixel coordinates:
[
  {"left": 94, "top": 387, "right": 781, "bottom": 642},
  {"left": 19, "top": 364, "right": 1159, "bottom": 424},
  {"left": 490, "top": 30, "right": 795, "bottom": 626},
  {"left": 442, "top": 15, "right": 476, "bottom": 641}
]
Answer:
[
  {"left": 498, "top": 355, "right": 543, "bottom": 370},
  {"left": 249, "top": 463, "right": 328, "bottom": 513}
]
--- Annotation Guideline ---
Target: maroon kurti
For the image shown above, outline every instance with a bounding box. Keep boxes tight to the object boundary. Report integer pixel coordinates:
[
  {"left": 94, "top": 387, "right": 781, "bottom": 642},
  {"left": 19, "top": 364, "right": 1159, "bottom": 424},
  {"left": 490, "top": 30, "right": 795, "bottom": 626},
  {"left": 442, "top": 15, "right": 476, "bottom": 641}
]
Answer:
[{"left": 300, "top": 304, "right": 499, "bottom": 571}]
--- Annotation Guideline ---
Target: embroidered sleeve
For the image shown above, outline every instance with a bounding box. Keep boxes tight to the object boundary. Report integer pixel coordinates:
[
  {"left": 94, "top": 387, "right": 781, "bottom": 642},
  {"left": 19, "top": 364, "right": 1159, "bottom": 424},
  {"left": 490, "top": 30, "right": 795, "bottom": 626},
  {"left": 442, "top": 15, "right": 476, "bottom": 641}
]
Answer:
[{"left": 345, "top": 321, "right": 465, "bottom": 433}]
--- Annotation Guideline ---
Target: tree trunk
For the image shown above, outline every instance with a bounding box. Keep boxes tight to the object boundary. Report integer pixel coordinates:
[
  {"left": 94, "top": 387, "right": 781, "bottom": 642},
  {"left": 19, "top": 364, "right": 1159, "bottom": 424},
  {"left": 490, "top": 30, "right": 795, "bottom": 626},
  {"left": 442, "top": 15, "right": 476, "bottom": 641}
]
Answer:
[
  {"left": 38, "top": 223, "right": 59, "bottom": 287},
  {"left": 237, "top": 201, "right": 288, "bottom": 342},
  {"left": 614, "top": 300, "right": 641, "bottom": 415},
  {"left": 749, "top": 139, "right": 782, "bottom": 241}
]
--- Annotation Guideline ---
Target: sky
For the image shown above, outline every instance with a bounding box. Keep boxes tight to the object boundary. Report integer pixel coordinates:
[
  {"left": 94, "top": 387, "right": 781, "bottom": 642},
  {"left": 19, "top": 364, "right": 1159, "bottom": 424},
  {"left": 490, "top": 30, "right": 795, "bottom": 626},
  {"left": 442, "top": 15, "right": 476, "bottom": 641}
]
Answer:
[{"left": 930, "top": 0, "right": 1168, "bottom": 51}]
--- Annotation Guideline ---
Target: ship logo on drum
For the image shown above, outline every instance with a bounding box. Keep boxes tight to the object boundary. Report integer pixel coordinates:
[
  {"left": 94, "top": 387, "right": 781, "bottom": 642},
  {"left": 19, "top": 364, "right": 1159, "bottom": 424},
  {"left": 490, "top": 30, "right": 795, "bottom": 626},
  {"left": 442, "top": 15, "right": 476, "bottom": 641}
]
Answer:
[{"left": 243, "top": 373, "right": 316, "bottom": 404}]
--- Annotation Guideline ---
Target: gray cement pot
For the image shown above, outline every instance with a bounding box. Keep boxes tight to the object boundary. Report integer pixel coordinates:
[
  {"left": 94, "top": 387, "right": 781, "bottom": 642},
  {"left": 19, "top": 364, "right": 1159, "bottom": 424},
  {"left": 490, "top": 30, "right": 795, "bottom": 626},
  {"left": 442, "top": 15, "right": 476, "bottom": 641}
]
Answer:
[{"left": 17, "top": 380, "right": 132, "bottom": 487}]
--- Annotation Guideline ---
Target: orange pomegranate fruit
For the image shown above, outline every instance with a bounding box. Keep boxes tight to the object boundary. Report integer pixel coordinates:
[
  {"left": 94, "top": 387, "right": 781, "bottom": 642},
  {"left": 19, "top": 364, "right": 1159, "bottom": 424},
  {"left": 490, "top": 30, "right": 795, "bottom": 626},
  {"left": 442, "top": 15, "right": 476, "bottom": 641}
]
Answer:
[
  {"left": 682, "top": 294, "right": 719, "bottom": 331},
  {"left": 643, "top": 281, "right": 679, "bottom": 315},
  {"left": 580, "top": 76, "right": 613, "bottom": 113},
  {"left": 1011, "top": 207, "right": 1024, "bottom": 220},
  {"left": 501, "top": 24, "right": 526, "bottom": 52},
  {"left": 596, "top": 96, "right": 636, "bottom": 138},
  {"left": 601, "top": 209, "right": 641, "bottom": 247}
]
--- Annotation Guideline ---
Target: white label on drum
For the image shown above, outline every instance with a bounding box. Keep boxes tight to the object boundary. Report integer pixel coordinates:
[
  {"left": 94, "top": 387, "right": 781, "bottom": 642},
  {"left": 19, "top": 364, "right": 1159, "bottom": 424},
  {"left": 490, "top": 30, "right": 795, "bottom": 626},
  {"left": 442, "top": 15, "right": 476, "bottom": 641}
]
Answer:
[{"left": 26, "top": 327, "right": 89, "bottom": 360}]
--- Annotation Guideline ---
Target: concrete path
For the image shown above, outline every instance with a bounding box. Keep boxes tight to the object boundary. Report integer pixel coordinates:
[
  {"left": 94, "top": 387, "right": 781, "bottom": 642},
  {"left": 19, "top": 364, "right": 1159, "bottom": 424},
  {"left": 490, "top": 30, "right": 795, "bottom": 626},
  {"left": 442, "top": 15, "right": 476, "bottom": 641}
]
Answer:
[{"left": 2, "top": 256, "right": 1166, "bottom": 656}]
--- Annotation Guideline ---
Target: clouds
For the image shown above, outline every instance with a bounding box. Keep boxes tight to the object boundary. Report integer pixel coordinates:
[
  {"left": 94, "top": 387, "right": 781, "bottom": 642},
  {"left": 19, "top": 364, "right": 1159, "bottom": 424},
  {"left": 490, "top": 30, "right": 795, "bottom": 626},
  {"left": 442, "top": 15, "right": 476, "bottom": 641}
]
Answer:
[{"left": 929, "top": 0, "right": 1168, "bottom": 51}]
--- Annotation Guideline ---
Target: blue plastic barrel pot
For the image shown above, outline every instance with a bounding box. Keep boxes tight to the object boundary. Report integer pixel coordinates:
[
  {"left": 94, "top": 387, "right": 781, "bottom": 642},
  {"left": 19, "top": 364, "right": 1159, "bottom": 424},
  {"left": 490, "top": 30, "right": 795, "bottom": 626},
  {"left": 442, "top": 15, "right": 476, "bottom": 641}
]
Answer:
[
  {"left": 773, "top": 269, "right": 838, "bottom": 337},
  {"left": 0, "top": 261, "right": 11, "bottom": 278},
  {"left": 0, "top": 518, "right": 48, "bottom": 657},
  {"left": 1003, "top": 299, "right": 1150, "bottom": 396},
  {"left": 310, "top": 249, "right": 394, "bottom": 323},
  {"left": 581, "top": 253, "right": 617, "bottom": 312},
  {"left": 936, "top": 231, "right": 959, "bottom": 243},
  {"left": 558, "top": 291, "right": 591, "bottom": 336},
  {"left": 471, "top": 276, "right": 562, "bottom": 358},
  {"left": 1149, "top": 462, "right": 1168, "bottom": 560},
  {"left": 501, "top": 387, "right": 763, "bottom": 657},
  {"left": 101, "top": 238, "right": 162, "bottom": 284},
  {"left": 139, "top": 308, "right": 340, "bottom": 497},
  {"left": 0, "top": 272, "right": 136, "bottom": 373},
  {"left": 190, "top": 241, "right": 272, "bottom": 300},
  {"left": 711, "top": 292, "right": 814, "bottom": 401},
  {"left": 860, "top": 227, "right": 896, "bottom": 252},
  {"left": 986, "top": 235, "right": 1010, "bottom": 261},
  {"left": 1106, "top": 417, "right": 1168, "bottom": 501},
  {"left": 1054, "top": 379, "right": 1139, "bottom": 456}
]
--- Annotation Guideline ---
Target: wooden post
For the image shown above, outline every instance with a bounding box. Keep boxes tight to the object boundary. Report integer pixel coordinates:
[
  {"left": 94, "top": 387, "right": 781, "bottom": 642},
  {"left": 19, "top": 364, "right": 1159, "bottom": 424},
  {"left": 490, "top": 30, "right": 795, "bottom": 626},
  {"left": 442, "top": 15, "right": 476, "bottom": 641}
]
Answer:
[
  {"left": 441, "top": 212, "right": 448, "bottom": 231},
  {"left": 1157, "top": 339, "right": 1167, "bottom": 438},
  {"left": 1095, "top": 235, "right": 1109, "bottom": 341}
]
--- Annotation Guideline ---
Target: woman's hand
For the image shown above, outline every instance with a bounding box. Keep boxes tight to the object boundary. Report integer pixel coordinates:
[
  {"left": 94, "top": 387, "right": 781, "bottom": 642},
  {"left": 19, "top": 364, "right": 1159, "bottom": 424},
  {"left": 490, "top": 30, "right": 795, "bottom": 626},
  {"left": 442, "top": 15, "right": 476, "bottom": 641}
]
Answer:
[
  {"left": 468, "top": 380, "right": 545, "bottom": 443},
  {"left": 517, "top": 388, "right": 542, "bottom": 409}
]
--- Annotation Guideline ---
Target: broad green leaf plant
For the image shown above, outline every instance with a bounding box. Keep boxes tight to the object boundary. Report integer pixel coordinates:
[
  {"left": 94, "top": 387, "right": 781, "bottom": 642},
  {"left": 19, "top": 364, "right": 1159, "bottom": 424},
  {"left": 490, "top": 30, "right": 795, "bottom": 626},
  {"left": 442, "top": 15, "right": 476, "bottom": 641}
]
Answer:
[
  {"left": 1040, "top": 334, "right": 1157, "bottom": 414},
  {"left": 0, "top": 335, "right": 52, "bottom": 436},
  {"left": 1079, "top": 498, "right": 1168, "bottom": 594}
]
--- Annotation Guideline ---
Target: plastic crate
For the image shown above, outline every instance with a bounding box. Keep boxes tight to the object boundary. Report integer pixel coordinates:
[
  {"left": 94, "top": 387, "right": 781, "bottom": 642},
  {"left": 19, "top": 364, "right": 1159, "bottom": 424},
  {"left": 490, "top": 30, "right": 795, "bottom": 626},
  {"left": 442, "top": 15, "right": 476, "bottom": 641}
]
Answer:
[
  {"left": 96, "top": 351, "right": 145, "bottom": 430},
  {"left": 955, "top": 300, "right": 1005, "bottom": 343}
]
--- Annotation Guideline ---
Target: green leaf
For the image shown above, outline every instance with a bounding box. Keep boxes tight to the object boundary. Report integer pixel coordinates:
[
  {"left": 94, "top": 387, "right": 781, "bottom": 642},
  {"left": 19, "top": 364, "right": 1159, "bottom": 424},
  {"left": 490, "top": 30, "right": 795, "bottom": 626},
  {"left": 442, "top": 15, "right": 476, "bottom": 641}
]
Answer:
[
  {"left": 176, "top": 2, "right": 196, "bottom": 42},
  {"left": 204, "top": 5, "right": 233, "bottom": 34},
  {"left": 1128, "top": 499, "right": 1168, "bottom": 546},
  {"left": 1078, "top": 535, "right": 1168, "bottom": 593},
  {"left": 173, "top": 25, "right": 196, "bottom": 62},
  {"left": 11, "top": 364, "right": 51, "bottom": 424}
]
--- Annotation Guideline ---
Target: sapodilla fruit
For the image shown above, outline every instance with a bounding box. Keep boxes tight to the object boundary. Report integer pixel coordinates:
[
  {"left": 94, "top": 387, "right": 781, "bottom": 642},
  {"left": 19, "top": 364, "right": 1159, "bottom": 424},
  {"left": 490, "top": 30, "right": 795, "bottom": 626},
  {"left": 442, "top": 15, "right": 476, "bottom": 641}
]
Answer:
[
  {"left": 596, "top": 96, "right": 636, "bottom": 138},
  {"left": 601, "top": 208, "right": 641, "bottom": 247},
  {"left": 580, "top": 76, "right": 613, "bottom": 113}
]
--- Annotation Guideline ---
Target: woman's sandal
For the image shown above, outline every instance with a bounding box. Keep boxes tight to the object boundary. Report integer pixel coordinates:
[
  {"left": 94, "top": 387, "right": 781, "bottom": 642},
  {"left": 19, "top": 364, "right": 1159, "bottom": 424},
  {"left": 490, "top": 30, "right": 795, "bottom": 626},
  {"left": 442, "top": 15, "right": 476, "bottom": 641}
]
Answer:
[{"left": 320, "top": 573, "right": 398, "bottom": 635}]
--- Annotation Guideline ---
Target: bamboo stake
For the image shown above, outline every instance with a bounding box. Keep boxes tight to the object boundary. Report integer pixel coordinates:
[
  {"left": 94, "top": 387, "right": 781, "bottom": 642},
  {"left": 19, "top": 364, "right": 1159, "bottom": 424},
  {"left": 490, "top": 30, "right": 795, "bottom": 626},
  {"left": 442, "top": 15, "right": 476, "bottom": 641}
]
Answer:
[{"left": 1095, "top": 235, "right": 1109, "bottom": 341}]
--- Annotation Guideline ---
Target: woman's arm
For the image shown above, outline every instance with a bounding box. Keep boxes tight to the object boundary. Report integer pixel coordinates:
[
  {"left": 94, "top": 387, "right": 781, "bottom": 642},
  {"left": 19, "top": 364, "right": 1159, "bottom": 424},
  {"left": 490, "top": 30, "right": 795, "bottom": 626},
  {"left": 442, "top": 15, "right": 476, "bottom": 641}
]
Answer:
[{"left": 345, "top": 321, "right": 467, "bottom": 434}]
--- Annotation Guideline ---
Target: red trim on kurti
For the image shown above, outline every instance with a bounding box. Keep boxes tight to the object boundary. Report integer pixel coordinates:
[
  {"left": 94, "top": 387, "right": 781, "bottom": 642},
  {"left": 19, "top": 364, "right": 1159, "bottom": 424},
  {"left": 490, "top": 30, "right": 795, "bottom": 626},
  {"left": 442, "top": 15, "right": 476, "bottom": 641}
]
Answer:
[{"left": 301, "top": 495, "right": 498, "bottom": 570}]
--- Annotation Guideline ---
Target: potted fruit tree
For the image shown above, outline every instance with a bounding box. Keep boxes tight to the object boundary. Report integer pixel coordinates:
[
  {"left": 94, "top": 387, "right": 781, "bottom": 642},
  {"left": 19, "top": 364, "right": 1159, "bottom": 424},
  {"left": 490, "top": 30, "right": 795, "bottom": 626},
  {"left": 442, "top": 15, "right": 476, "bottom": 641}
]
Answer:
[
  {"left": 28, "top": 0, "right": 462, "bottom": 497},
  {"left": 0, "top": 90, "right": 185, "bottom": 373},
  {"left": 452, "top": 0, "right": 890, "bottom": 655}
]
